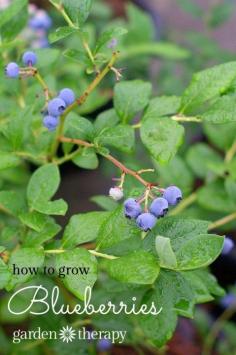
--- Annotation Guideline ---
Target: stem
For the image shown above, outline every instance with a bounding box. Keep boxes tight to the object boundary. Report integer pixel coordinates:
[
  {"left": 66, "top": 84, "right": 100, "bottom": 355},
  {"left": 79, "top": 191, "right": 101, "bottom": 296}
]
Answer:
[
  {"left": 225, "top": 140, "right": 236, "bottom": 163},
  {"left": 59, "top": 136, "right": 161, "bottom": 189},
  {"left": 172, "top": 115, "right": 202, "bottom": 123},
  {"left": 50, "top": 51, "right": 119, "bottom": 158},
  {"left": 34, "top": 71, "right": 51, "bottom": 103},
  {"left": 54, "top": 147, "right": 81, "bottom": 165},
  {"left": 208, "top": 211, "right": 236, "bottom": 231},
  {"left": 132, "top": 122, "right": 142, "bottom": 129},
  {"left": 45, "top": 248, "right": 118, "bottom": 260},
  {"left": 169, "top": 192, "right": 197, "bottom": 216},
  {"left": 202, "top": 305, "right": 236, "bottom": 355},
  {"left": 88, "top": 250, "right": 118, "bottom": 260}
]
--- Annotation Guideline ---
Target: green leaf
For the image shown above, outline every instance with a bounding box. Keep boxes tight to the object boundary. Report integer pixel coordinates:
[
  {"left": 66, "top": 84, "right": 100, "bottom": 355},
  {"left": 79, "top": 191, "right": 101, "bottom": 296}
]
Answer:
[
  {"left": 90, "top": 195, "right": 118, "bottom": 211},
  {"left": 114, "top": 80, "right": 152, "bottom": 123},
  {"left": 175, "top": 234, "right": 224, "bottom": 270},
  {"left": 62, "top": 211, "right": 110, "bottom": 248},
  {"left": 140, "top": 116, "right": 184, "bottom": 164},
  {"left": 0, "top": 0, "right": 27, "bottom": 27},
  {"left": 97, "top": 206, "right": 140, "bottom": 251},
  {"left": 184, "top": 269, "right": 224, "bottom": 303},
  {"left": 122, "top": 42, "right": 190, "bottom": 60},
  {"left": 186, "top": 143, "right": 222, "bottom": 178},
  {"left": 94, "top": 109, "right": 120, "bottom": 135},
  {"left": 62, "top": 0, "right": 93, "bottom": 26},
  {"left": 63, "top": 49, "right": 90, "bottom": 65},
  {"left": 138, "top": 271, "right": 178, "bottom": 347},
  {"left": 104, "top": 251, "right": 160, "bottom": 284},
  {"left": 64, "top": 113, "right": 94, "bottom": 141},
  {"left": 72, "top": 147, "right": 98, "bottom": 169},
  {"left": 7, "top": 248, "right": 44, "bottom": 289},
  {"left": 144, "top": 217, "right": 209, "bottom": 255},
  {"left": 34, "top": 199, "right": 68, "bottom": 216},
  {"left": 0, "top": 259, "right": 11, "bottom": 289},
  {"left": 0, "top": 190, "right": 26, "bottom": 216},
  {"left": 3, "top": 107, "right": 32, "bottom": 150},
  {"left": 27, "top": 164, "right": 60, "bottom": 208},
  {"left": 0, "top": 152, "right": 21, "bottom": 170},
  {"left": 19, "top": 211, "right": 49, "bottom": 232},
  {"left": 23, "top": 219, "right": 61, "bottom": 247},
  {"left": 155, "top": 236, "right": 177, "bottom": 269},
  {"left": 34, "top": 49, "right": 60, "bottom": 68},
  {"left": 49, "top": 26, "right": 78, "bottom": 43},
  {"left": 203, "top": 121, "right": 236, "bottom": 151},
  {"left": 94, "top": 124, "right": 135, "bottom": 153},
  {"left": 154, "top": 155, "right": 194, "bottom": 195},
  {"left": 27, "top": 164, "right": 67, "bottom": 215},
  {"left": 225, "top": 178, "right": 236, "bottom": 203},
  {"left": 143, "top": 96, "right": 181, "bottom": 119},
  {"left": 200, "top": 95, "right": 236, "bottom": 123},
  {"left": 208, "top": 3, "right": 234, "bottom": 28},
  {"left": 55, "top": 249, "right": 97, "bottom": 300},
  {"left": 180, "top": 62, "right": 236, "bottom": 113},
  {"left": 95, "top": 26, "right": 127, "bottom": 53},
  {"left": 197, "top": 180, "right": 236, "bottom": 213}
]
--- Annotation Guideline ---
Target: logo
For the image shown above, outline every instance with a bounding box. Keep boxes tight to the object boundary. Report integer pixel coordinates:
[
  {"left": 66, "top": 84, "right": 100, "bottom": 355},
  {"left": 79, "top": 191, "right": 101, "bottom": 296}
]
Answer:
[{"left": 59, "top": 326, "right": 76, "bottom": 343}]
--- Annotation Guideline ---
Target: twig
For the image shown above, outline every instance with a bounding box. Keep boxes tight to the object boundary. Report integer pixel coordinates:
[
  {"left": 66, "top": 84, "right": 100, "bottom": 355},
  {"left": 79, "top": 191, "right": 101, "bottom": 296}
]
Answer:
[
  {"left": 208, "top": 211, "right": 236, "bottom": 231},
  {"left": 50, "top": 51, "right": 120, "bottom": 158}
]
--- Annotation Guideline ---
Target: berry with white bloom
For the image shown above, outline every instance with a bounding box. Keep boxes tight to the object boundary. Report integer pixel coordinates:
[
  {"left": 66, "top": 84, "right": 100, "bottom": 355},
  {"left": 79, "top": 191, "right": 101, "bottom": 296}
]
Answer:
[{"left": 109, "top": 187, "right": 123, "bottom": 201}]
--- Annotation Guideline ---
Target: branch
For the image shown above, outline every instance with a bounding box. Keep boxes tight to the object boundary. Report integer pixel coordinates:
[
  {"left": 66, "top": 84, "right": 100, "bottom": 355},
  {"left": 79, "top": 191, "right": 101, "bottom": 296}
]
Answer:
[
  {"left": 50, "top": 51, "right": 120, "bottom": 158},
  {"left": 208, "top": 211, "right": 236, "bottom": 231}
]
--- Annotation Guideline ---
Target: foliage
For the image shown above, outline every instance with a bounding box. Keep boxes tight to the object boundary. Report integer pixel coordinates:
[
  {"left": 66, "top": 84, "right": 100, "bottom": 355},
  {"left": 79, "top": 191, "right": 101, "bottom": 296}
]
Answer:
[{"left": 0, "top": 0, "right": 235, "bottom": 353}]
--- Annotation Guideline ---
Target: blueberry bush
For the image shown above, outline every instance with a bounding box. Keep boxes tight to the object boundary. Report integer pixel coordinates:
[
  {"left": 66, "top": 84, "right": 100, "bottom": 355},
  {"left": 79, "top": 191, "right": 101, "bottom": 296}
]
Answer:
[{"left": 1, "top": 0, "right": 236, "bottom": 353}]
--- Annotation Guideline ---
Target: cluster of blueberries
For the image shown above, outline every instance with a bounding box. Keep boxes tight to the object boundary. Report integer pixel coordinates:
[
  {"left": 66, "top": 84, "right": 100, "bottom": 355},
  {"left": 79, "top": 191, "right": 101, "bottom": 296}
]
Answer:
[
  {"left": 5, "top": 50, "right": 76, "bottom": 132},
  {"left": 124, "top": 186, "right": 182, "bottom": 232},
  {"left": 43, "top": 88, "right": 75, "bottom": 131},
  {"left": 28, "top": 5, "right": 52, "bottom": 49},
  {"left": 5, "top": 51, "right": 37, "bottom": 78}
]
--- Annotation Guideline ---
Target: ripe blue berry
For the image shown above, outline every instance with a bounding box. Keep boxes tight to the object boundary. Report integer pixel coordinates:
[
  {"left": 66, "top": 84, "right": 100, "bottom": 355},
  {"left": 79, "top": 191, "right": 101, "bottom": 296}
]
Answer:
[
  {"left": 29, "top": 10, "right": 52, "bottom": 31},
  {"left": 220, "top": 293, "right": 236, "bottom": 308},
  {"left": 221, "top": 237, "right": 234, "bottom": 255},
  {"left": 22, "top": 51, "right": 37, "bottom": 66},
  {"left": 124, "top": 198, "right": 142, "bottom": 219},
  {"left": 58, "top": 88, "right": 75, "bottom": 106},
  {"left": 5, "top": 62, "right": 19, "bottom": 78},
  {"left": 163, "top": 186, "right": 182, "bottom": 206},
  {"left": 97, "top": 339, "right": 112, "bottom": 352},
  {"left": 136, "top": 212, "right": 157, "bottom": 231},
  {"left": 48, "top": 98, "right": 66, "bottom": 116},
  {"left": 150, "top": 197, "right": 169, "bottom": 217},
  {"left": 43, "top": 115, "right": 58, "bottom": 131}
]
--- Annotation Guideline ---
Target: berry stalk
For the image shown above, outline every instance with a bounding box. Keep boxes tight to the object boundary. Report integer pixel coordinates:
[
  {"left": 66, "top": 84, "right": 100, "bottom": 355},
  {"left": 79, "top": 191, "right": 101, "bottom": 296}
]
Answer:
[{"left": 58, "top": 136, "right": 159, "bottom": 189}]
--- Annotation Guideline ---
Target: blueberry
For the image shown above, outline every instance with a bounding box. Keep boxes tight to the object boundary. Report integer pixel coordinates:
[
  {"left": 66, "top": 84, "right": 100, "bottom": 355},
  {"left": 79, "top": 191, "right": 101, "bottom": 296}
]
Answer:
[
  {"left": 220, "top": 293, "right": 236, "bottom": 308},
  {"left": 150, "top": 197, "right": 169, "bottom": 217},
  {"left": 43, "top": 115, "right": 58, "bottom": 131},
  {"left": 5, "top": 62, "right": 19, "bottom": 78},
  {"left": 124, "top": 198, "right": 142, "bottom": 219},
  {"left": 58, "top": 88, "right": 75, "bottom": 106},
  {"left": 163, "top": 186, "right": 182, "bottom": 206},
  {"left": 136, "top": 212, "right": 157, "bottom": 231},
  {"left": 109, "top": 187, "right": 123, "bottom": 201},
  {"left": 48, "top": 98, "right": 66, "bottom": 116},
  {"left": 221, "top": 237, "right": 234, "bottom": 255},
  {"left": 97, "top": 339, "right": 112, "bottom": 352},
  {"left": 22, "top": 51, "right": 37, "bottom": 66},
  {"left": 29, "top": 10, "right": 52, "bottom": 31}
]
